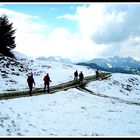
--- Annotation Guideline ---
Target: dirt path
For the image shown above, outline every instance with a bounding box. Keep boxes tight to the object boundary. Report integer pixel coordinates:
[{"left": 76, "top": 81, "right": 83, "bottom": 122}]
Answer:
[
  {"left": 76, "top": 86, "right": 140, "bottom": 106},
  {"left": 0, "top": 72, "right": 111, "bottom": 100}
]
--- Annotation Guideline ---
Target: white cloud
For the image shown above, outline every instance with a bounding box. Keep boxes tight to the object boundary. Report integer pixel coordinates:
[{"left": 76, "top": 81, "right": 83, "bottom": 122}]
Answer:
[
  {"left": 1, "top": 4, "right": 140, "bottom": 62},
  {"left": 42, "top": 27, "right": 102, "bottom": 61},
  {"left": 0, "top": 8, "right": 37, "bottom": 20},
  {"left": 0, "top": 8, "right": 46, "bottom": 34},
  {"left": 57, "top": 14, "right": 78, "bottom": 20},
  {"left": 118, "top": 36, "right": 140, "bottom": 60},
  {"left": 0, "top": 8, "right": 48, "bottom": 58},
  {"left": 61, "top": 3, "right": 140, "bottom": 60},
  {"left": 0, "top": 7, "right": 105, "bottom": 62},
  {"left": 72, "top": 4, "right": 140, "bottom": 46}
]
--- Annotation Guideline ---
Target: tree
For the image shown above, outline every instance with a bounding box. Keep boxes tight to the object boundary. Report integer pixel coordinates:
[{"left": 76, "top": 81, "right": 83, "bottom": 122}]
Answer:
[{"left": 0, "top": 14, "right": 16, "bottom": 57}]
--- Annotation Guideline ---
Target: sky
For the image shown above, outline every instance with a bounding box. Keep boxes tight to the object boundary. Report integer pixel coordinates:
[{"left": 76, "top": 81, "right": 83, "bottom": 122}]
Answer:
[{"left": 0, "top": 2, "right": 140, "bottom": 62}]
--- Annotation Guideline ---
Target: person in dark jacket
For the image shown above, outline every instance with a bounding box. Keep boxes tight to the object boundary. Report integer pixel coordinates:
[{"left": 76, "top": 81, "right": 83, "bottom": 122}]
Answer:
[
  {"left": 74, "top": 70, "right": 78, "bottom": 82},
  {"left": 79, "top": 71, "right": 84, "bottom": 84},
  {"left": 95, "top": 69, "right": 99, "bottom": 80},
  {"left": 27, "top": 73, "right": 35, "bottom": 96},
  {"left": 43, "top": 73, "right": 52, "bottom": 93}
]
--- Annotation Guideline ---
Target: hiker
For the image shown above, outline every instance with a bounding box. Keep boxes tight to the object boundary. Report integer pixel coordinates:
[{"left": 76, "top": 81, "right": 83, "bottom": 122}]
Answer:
[
  {"left": 74, "top": 70, "right": 78, "bottom": 82},
  {"left": 43, "top": 73, "right": 52, "bottom": 93},
  {"left": 95, "top": 69, "right": 99, "bottom": 80},
  {"left": 27, "top": 72, "right": 35, "bottom": 96},
  {"left": 79, "top": 71, "right": 84, "bottom": 84}
]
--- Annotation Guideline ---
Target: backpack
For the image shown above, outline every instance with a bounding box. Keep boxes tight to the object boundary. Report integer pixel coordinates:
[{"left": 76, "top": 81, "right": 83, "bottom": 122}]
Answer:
[
  {"left": 44, "top": 75, "right": 48, "bottom": 82},
  {"left": 79, "top": 72, "right": 83, "bottom": 79}
]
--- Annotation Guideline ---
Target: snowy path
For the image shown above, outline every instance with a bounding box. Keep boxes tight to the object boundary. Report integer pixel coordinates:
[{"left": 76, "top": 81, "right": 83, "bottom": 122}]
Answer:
[
  {"left": 76, "top": 86, "right": 140, "bottom": 106},
  {"left": 0, "top": 73, "right": 111, "bottom": 100}
]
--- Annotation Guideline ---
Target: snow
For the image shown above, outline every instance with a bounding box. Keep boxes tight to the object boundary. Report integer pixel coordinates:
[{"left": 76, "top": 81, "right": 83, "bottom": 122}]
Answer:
[
  {"left": 0, "top": 54, "right": 95, "bottom": 93},
  {"left": 86, "top": 73, "right": 140, "bottom": 103},
  {"left": 106, "top": 63, "right": 112, "bottom": 68},
  {"left": 0, "top": 88, "right": 140, "bottom": 136},
  {"left": 0, "top": 51, "right": 140, "bottom": 137}
]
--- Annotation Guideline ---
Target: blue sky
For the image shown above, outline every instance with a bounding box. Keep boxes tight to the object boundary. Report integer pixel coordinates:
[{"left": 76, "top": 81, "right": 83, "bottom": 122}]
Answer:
[
  {"left": 0, "top": 3, "right": 140, "bottom": 62},
  {"left": 3, "top": 4, "right": 81, "bottom": 33}
]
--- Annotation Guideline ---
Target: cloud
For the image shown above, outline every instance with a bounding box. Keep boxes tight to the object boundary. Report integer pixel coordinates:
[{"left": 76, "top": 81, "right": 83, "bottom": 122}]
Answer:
[
  {"left": 0, "top": 7, "right": 103, "bottom": 62},
  {"left": 118, "top": 36, "right": 140, "bottom": 60},
  {"left": 0, "top": 8, "right": 48, "bottom": 57},
  {"left": 70, "top": 4, "right": 140, "bottom": 45},
  {"left": 1, "top": 4, "right": 140, "bottom": 62},
  {"left": 91, "top": 4, "right": 140, "bottom": 45},
  {"left": 57, "top": 13, "right": 78, "bottom": 20},
  {"left": 60, "top": 3, "right": 140, "bottom": 60},
  {"left": 43, "top": 27, "right": 102, "bottom": 61},
  {"left": 0, "top": 8, "right": 37, "bottom": 20}
]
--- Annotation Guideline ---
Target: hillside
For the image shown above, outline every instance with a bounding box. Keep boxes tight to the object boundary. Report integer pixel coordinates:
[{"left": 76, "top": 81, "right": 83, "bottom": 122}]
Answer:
[
  {"left": 0, "top": 72, "right": 140, "bottom": 136},
  {"left": 0, "top": 51, "right": 95, "bottom": 93},
  {"left": 0, "top": 51, "right": 140, "bottom": 136}
]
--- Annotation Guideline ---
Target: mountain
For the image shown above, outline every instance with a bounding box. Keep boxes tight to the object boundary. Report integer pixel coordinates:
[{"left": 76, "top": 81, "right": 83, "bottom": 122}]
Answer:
[
  {"left": 36, "top": 56, "right": 72, "bottom": 64},
  {"left": 77, "top": 62, "right": 107, "bottom": 71},
  {"left": 77, "top": 56, "right": 140, "bottom": 74}
]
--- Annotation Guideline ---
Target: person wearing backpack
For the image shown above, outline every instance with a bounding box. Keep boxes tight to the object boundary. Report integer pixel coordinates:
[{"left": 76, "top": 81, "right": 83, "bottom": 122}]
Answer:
[
  {"left": 43, "top": 73, "right": 52, "bottom": 93},
  {"left": 79, "top": 71, "right": 84, "bottom": 84},
  {"left": 27, "top": 73, "right": 35, "bottom": 96}
]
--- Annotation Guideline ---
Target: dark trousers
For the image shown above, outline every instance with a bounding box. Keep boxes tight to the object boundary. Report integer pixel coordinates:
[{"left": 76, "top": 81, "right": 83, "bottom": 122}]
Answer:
[
  {"left": 44, "top": 83, "right": 50, "bottom": 93},
  {"left": 28, "top": 84, "right": 33, "bottom": 96},
  {"left": 74, "top": 76, "right": 78, "bottom": 82},
  {"left": 96, "top": 74, "right": 99, "bottom": 80}
]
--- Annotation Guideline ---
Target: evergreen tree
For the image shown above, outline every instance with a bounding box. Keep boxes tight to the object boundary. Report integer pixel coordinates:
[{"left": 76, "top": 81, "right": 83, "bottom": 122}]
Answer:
[{"left": 0, "top": 14, "right": 16, "bottom": 57}]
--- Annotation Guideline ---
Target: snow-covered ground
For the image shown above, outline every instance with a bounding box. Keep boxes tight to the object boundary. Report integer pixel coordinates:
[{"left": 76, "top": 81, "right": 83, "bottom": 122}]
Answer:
[
  {"left": 0, "top": 51, "right": 95, "bottom": 93},
  {"left": 0, "top": 51, "right": 140, "bottom": 136},
  {"left": 86, "top": 73, "right": 140, "bottom": 103},
  {"left": 0, "top": 87, "right": 140, "bottom": 136}
]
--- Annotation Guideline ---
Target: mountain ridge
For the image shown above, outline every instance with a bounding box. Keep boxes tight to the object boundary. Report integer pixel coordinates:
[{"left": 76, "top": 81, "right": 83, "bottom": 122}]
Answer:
[
  {"left": 36, "top": 56, "right": 72, "bottom": 64},
  {"left": 77, "top": 56, "right": 140, "bottom": 74}
]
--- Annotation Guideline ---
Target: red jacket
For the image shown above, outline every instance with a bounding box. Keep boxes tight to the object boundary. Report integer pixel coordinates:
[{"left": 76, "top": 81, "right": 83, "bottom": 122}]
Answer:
[{"left": 43, "top": 75, "right": 51, "bottom": 84}]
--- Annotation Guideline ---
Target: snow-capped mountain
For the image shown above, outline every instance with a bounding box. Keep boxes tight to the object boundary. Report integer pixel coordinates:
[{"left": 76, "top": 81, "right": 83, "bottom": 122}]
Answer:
[
  {"left": 86, "top": 56, "right": 140, "bottom": 69},
  {"left": 36, "top": 56, "right": 72, "bottom": 64},
  {"left": 78, "top": 56, "right": 140, "bottom": 74}
]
